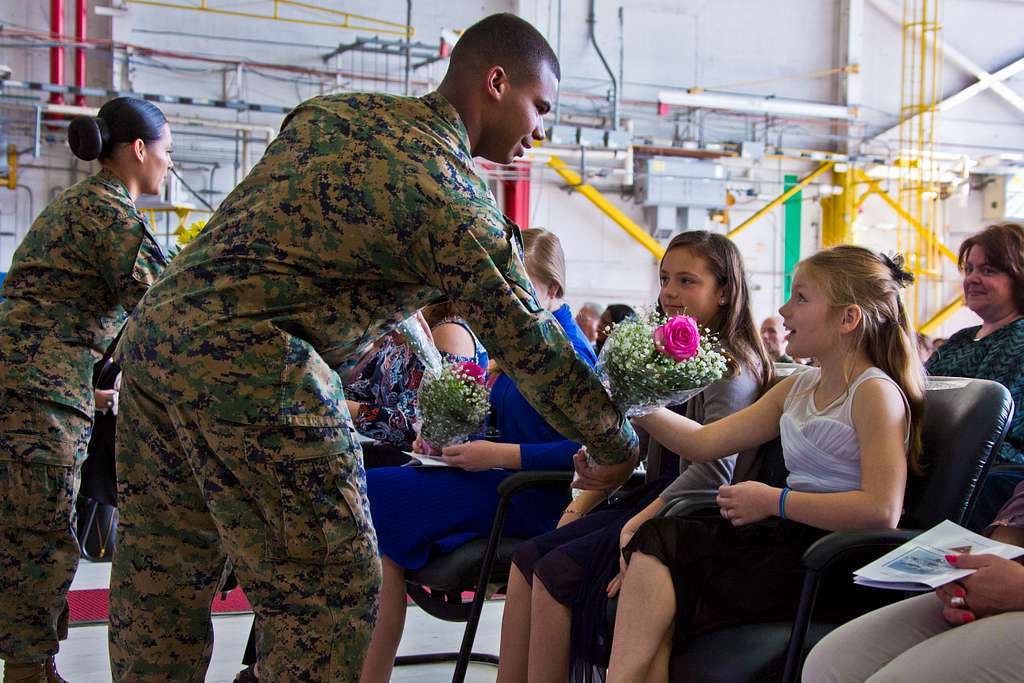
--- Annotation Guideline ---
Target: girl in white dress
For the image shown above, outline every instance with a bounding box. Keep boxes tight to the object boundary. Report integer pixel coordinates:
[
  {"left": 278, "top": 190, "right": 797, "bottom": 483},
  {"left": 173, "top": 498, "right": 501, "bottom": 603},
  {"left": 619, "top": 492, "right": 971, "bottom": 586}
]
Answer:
[{"left": 593, "top": 245, "right": 925, "bottom": 683}]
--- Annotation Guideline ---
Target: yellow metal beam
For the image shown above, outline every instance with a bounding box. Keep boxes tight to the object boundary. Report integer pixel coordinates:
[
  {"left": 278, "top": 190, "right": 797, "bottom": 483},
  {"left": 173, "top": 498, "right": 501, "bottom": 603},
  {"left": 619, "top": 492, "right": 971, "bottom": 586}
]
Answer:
[
  {"left": 726, "top": 161, "right": 834, "bottom": 239},
  {"left": 854, "top": 188, "right": 873, "bottom": 211},
  {"left": 918, "top": 294, "right": 964, "bottom": 335},
  {"left": 125, "top": 0, "right": 413, "bottom": 37},
  {"left": 2, "top": 145, "right": 15, "bottom": 190},
  {"left": 854, "top": 170, "right": 958, "bottom": 265},
  {"left": 546, "top": 155, "right": 665, "bottom": 260}
]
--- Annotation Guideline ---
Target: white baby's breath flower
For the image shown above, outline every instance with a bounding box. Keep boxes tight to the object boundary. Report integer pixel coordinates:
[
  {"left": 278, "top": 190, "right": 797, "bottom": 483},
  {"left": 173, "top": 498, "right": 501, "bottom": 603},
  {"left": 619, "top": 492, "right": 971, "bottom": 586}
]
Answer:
[
  {"left": 417, "top": 361, "right": 490, "bottom": 449},
  {"left": 595, "top": 309, "right": 728, "bottom": 417}
]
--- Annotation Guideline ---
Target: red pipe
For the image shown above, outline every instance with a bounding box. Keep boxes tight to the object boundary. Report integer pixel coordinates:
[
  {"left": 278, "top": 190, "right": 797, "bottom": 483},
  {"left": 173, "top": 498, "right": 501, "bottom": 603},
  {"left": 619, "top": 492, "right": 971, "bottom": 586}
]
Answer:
[
  {"left": 75, "top": 0, "right": 86, "bottom": 106},
  {"left": 502, "top": 162, "right": 532, "bottom": 228},
  {"left": 50, "top": 0, "right": 65, "bottom": 105}
]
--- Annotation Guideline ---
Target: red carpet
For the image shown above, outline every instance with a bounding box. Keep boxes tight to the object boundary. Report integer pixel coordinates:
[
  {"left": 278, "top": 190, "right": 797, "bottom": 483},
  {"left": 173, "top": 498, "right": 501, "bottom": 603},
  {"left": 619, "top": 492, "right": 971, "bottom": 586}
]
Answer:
[
  {"left": 68, "top": 588, "right": 253, "bottom": 625},
  {"left": 69, "top": 588, "right": 495, "bottom": 625}
]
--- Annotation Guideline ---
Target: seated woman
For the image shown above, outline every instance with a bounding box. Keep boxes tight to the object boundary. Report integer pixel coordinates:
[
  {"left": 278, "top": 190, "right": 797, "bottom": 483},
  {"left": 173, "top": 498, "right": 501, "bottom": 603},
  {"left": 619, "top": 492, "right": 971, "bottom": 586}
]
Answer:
[
  {"left": 598, "top": 246, "right": 924, "bottom": 683},
  {"left": 802, "top": 480, "right": 1024, "bottom": 681},
  {"left": 925, "top": 222, "right": 1024, "bottom": 529},
  {"left": 359, "top": 228, "right": 597, "bottom": 683},
  {"left": 346, "top": 306, "right": 486, "bottom": 464},
  {"left": 496, "top": 231, "right": 773, "bottom": 683}
]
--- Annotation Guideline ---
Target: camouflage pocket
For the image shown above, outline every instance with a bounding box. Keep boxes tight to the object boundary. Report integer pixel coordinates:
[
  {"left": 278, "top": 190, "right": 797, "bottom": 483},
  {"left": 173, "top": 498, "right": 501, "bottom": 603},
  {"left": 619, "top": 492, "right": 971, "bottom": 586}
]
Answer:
[
  {"left": 249, "top": 425, "right": 375, "bottom": 564},
  {"left": 269, "top": 454, "right": 376, "bottom": 564},
  {"left": 0, "top": 461, "right": 77, "bottom": 532},
  {"left": 0, "top": 391, "right": 92, "bottom": 467}
]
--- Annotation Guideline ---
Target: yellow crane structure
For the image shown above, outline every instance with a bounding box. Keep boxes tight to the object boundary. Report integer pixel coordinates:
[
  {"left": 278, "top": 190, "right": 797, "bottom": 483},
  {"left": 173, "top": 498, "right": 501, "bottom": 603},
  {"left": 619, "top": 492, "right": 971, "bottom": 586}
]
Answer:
[{"left": 896, "top": 0, "right": 947, "bottom": 330}]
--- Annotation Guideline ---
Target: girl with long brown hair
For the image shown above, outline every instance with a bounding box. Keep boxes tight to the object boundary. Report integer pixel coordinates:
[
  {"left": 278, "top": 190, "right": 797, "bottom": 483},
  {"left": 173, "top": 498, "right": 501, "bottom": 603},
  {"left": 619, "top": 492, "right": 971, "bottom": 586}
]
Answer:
[{"left": 497, "top": 230, "right": 773, "bottom": 683}]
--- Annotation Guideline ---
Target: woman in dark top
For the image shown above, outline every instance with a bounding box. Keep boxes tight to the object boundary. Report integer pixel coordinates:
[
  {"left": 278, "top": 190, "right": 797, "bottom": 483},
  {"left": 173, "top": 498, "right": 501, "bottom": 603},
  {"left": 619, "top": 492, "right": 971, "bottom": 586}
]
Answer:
[
  {"left": 496, "top": 231, "right": 773, "bottom": 683},
  {"left": 926, "top": 222, "right": 1024, "bottom": 529}
]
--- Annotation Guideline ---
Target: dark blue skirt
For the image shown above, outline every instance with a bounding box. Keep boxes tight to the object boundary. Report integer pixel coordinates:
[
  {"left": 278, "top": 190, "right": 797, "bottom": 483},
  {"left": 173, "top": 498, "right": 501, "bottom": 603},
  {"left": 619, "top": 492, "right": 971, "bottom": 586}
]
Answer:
[{"left": 513, "top": 478, "right": 672, "bottom": 683}]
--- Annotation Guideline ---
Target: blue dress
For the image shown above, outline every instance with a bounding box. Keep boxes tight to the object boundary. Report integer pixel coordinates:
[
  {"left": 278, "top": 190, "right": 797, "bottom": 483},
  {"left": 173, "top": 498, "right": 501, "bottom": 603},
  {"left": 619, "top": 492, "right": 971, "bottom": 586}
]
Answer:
[{"left": 366, "top": 304, "right": 596, "bottom": 570}]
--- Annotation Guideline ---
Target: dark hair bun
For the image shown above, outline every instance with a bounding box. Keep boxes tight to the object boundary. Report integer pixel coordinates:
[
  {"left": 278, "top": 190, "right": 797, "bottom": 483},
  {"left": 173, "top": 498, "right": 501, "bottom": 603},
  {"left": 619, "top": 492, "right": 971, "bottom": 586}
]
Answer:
[{"left": 67, "top": 116, "right": 109, "bottom": 161}]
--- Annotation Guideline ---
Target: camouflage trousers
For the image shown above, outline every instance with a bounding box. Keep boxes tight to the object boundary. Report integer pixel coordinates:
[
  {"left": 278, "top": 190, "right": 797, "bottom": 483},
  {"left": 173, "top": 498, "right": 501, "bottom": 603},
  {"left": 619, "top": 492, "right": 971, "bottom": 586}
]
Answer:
[
  {"left": 109, "top": 377, "right": 382, "bottom": 682},
  {"left": 0, "top": 389, "right": 92, "bottom": 664}
]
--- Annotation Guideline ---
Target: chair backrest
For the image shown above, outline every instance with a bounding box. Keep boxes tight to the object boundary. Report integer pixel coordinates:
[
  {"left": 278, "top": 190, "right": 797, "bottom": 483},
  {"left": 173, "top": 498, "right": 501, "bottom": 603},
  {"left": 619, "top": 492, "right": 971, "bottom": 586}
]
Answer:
[{"left": 902, "top": 376, "right": 1013, "bottom": 528}]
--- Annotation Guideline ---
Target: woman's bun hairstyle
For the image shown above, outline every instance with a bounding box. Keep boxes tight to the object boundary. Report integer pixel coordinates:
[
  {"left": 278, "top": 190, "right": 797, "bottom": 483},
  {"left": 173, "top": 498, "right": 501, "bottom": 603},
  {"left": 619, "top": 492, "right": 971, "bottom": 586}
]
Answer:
[
  {"left": 68, "top": 116, "right": 109, "bottom": 161},
  {"left": 66, "top": 97, "right": 167, "bottom": 162}
]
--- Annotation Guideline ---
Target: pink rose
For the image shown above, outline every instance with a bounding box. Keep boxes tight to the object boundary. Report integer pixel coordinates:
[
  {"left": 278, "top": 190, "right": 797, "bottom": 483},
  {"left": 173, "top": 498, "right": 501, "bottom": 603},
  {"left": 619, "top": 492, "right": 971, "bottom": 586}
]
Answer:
[
  {"left": 457, "top": 361, "right": 487, "bottom": 385},
  {"left": 653, "top": 315, "right": 701, "bottom": 361}
]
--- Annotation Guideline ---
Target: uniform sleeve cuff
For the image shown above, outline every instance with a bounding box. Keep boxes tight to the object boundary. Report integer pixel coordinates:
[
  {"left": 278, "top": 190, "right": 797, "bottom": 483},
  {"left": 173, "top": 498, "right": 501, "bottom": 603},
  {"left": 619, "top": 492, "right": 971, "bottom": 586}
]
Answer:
[{"left": 585, "top": 421, "right": 638, "bottom": 465}]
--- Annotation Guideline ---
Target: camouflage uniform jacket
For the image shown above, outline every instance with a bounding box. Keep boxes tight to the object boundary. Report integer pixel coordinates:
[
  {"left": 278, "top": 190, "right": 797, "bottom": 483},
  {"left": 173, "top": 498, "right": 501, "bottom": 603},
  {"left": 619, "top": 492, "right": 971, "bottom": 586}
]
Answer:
[
  {"left": 0, "top": 168, "right": 168, "bottom": 416},
  {"left": 116, "top": 92, "right": 636, "bottom": 464}
]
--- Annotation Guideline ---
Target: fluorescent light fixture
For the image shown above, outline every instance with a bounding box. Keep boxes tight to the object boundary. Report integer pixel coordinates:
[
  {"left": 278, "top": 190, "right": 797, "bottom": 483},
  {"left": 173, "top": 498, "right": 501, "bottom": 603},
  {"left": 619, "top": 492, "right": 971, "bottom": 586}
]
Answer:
[{"left": 657, "top": 91, "right": 857, "bottom": 121}]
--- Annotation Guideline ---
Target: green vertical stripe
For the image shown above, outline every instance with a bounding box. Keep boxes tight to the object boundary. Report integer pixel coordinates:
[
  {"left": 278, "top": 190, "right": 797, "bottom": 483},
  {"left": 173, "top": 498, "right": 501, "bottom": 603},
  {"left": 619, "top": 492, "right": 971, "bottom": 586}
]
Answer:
[{"left": 783, "top": 174, "right": 802, "bottom": 303}]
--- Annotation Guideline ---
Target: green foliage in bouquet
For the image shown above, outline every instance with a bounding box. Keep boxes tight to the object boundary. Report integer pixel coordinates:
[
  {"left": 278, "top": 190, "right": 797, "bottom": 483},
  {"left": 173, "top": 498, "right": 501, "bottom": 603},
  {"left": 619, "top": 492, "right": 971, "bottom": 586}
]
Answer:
[{"left": 417, "top": 361, "right": 490, "bottom": 449}]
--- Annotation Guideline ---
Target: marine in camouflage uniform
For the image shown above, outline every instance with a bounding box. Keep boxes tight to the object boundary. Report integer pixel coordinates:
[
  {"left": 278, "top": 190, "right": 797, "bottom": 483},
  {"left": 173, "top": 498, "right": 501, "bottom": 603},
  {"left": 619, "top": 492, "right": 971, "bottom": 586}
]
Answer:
[
  {"left": 109, "top": 90, "right": 637, "bottom": 681},
  {"left": 0, "top": 168, "right": 168, "bottom": 665}
]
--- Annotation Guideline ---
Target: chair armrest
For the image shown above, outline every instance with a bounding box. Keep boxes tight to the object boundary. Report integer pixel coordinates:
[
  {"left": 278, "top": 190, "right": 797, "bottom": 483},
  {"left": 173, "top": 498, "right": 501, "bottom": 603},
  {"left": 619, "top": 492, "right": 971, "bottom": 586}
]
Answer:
[
  {"left": 801, "top": 529, "right": 920, "bottom": 572},
  {"left": 988, "top": 464, "right": 1024, "bottom": 476},
  {"left": 496, "top": 470, "right": 575, "bottom": 498},
  {"left": 658, "top": 490, "right": 720, "bottom": 518}
]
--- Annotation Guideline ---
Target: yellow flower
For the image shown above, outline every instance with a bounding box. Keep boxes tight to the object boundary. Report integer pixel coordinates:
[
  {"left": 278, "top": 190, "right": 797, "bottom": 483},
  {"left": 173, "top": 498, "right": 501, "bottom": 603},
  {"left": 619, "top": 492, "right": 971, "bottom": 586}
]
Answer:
[{"left": 176, "top": 219, "right": 208, "bottom": 246}]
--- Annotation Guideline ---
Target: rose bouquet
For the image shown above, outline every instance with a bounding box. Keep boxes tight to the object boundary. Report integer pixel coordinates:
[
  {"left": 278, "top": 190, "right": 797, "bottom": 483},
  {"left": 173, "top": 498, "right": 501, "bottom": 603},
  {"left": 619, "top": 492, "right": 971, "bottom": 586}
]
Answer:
[
  {"left": 596, "top": 310, "right": 729, "bottom": 417},
  {"left": 416, "top": 360, "right": 490, "bottom": 450}
]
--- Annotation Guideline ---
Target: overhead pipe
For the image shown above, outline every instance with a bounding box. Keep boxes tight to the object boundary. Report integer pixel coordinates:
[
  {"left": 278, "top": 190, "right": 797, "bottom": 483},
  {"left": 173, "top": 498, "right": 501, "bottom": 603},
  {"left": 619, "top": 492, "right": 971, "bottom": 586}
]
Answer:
[
  {"left": 41, "top": 102, "right": 277, "bottom": 141},
  {"left": 587, "top": 0, "right": 619, "bottom": 130},
  {"left": 547, "top": 155, "right": 663, "bottom": 259},
  {"left": 726, "top": 161, "right": 834, "bottom": 239},
  {"left": 50, "top": 0, "right": 65, "bottom": 105},
  {"left": 74, "top": 0, "right": 86, "bottom": 106},
  {"left": 617, "top": 6, "right": 624, "bottom": 121},
  {"left": 553, "top": 0, "right": 563, "bottom": 124},
  {"left": 404, "top": 0, "right": 412, "bottom": 96}
]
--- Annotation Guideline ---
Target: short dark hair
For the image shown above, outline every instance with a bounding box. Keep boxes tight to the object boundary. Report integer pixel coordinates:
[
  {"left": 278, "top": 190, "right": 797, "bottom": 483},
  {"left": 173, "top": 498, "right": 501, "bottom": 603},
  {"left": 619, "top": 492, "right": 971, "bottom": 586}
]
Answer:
[
  {"left": 68, "top": 97, "right": 167, "bottom": 161},
  {"left": 958, "top": 222, "right": 1024, "bottom": 314},
  {"left": 449, "top": 13, "right": 561, "bottom": 82},
  {"left": 603, "top": 304, "right": 635, "bottom": 326}
]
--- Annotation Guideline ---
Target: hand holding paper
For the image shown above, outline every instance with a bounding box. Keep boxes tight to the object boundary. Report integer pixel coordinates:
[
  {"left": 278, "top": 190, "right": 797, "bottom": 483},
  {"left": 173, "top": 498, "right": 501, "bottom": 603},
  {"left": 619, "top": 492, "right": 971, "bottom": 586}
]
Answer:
[
  {"left": 939, "top": 552, "right": 1024, "bottom": 621},
  {"left": 853, "top": 520, "right": 1024, "bottom": 592}
]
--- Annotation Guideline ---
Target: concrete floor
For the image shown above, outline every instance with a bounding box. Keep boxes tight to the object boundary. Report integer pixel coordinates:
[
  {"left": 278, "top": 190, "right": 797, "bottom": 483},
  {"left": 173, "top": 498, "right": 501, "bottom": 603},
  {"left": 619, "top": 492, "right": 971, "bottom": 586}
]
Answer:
[{"left": 1, "top": 560, "right": 502, "bottom": 683}]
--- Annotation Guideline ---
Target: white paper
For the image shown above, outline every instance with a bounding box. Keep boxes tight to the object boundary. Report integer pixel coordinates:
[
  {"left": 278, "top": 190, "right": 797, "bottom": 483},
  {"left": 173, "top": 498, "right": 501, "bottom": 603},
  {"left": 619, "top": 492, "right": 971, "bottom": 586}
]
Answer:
[
  {"left": 403, "top": 451, "right": 454, "bottom": 468},
  {"left": 853, "top": 519, "right": 1024, "bottom": 591}
]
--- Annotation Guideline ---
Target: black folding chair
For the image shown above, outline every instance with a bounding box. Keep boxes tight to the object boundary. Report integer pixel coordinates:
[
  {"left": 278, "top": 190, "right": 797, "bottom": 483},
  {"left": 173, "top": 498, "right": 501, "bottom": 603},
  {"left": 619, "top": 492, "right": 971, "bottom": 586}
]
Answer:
[
  {"left": 395, "top": 470, "right": 575, "bottom": 682},
  {"left": 659, "top": 376, "right": 1012, "bottom": 682}
]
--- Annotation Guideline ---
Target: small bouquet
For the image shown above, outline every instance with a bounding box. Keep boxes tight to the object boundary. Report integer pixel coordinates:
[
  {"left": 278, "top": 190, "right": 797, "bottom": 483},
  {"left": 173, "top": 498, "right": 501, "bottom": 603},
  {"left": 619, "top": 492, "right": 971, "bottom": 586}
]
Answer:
[
  {"left": 416, "top": 360, "right": 490, "bottom": 450},
  {"left": 596, "top": 310, "right": 729, "bottom": 417}
]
